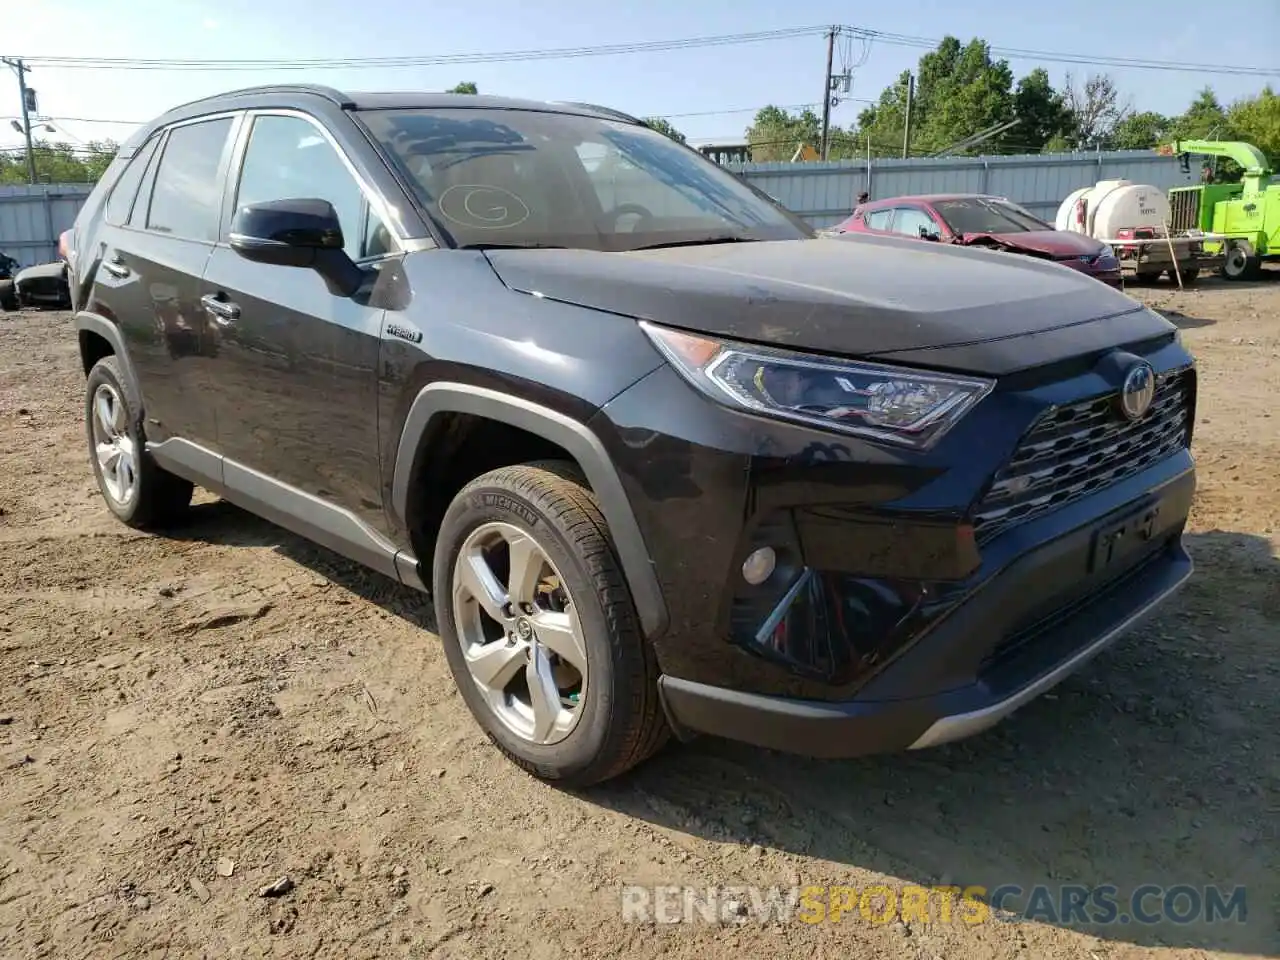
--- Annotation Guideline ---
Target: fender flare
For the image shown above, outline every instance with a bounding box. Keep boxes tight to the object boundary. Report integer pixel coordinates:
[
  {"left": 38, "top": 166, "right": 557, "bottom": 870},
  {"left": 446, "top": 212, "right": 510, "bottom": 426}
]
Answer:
[
  {"left": 391, "top": 382, "right": 669, "bottom": 639},
  {"left": 74, "top": 312, "right": 138, "bottom": 388}
]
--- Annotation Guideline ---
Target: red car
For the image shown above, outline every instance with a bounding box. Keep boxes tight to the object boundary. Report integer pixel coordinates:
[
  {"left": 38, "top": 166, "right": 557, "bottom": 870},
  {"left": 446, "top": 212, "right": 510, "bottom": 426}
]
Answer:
[{"left": 831, "top": 193, "right": 1123, "bottom": 287}]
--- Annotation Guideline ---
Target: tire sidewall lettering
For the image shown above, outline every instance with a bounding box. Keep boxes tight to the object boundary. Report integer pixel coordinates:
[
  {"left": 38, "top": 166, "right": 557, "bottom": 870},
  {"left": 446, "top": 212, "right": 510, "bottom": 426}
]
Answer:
[{"left": 468, "top": 491, "right": 539, "bottom": 528}]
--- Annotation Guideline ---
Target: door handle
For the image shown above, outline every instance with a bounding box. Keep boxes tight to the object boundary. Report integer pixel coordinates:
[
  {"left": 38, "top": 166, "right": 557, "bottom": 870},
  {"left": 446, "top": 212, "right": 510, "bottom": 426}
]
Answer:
[
  {"left": 200, "top": 293, "right": 240, "bottom": 323},
  {"left": 102, "top": 257, "right": 129, "bottom": 279}
]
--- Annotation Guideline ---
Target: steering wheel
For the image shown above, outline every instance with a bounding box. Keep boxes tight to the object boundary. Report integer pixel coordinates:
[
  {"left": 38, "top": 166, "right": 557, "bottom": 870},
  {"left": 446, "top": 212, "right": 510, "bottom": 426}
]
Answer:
[{"left": 599, "top": 203, "right": 655, "bottom": 234}]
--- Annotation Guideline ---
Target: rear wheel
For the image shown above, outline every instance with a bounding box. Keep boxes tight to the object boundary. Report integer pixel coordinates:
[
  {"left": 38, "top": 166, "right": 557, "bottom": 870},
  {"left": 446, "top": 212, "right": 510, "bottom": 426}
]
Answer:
[
  {"left": 433, "top": 461, "right": 668, "bottom": 786},
  {"left": 1169, "top": 267, "right": 1200, "bottom": 284},
  {"left": 85, "top": 356, "right": 193, "bottom": 529},
  {"left": 1221, "top": 243, "right": 1261, "bottom": 281}
]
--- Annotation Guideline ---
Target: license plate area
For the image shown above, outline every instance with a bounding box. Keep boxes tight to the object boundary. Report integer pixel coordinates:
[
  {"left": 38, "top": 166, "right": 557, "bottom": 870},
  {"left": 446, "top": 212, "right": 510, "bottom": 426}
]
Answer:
[{"left": 1088, "top": 499, "right": 1162, "bottom": 574}]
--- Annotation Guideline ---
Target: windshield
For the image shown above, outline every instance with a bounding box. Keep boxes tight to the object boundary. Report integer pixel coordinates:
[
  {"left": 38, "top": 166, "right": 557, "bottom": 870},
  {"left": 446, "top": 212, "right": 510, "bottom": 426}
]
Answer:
[
  {"left": 934, "top": 197, "right": 1051, "bottom": 235},
  {"left": 358, "top": 108, "right": 812, "bottom": 251}
]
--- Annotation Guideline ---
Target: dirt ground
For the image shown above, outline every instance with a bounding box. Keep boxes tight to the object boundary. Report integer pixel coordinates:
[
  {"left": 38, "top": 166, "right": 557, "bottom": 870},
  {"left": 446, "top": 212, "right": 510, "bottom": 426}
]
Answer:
[{"left": 1, "top": 274, "right": 1278, "bottom": 960}]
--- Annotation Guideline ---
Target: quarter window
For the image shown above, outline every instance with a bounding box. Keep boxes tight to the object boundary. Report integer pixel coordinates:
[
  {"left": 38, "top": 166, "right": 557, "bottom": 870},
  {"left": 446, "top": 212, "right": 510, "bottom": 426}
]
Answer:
[
  {"left": 103, "top": 137, "right": 159, "bottom": 226},
  {"left": 234, "top": 114, "right": 391, "bottom": 261},
  {"left": 146, "top": 117, "right": 234, "bottom": 241}
]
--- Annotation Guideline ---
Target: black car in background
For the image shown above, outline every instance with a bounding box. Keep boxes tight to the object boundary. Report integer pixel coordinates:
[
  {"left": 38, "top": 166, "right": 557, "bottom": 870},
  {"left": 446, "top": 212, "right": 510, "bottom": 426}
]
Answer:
[
  {"left": 64, "top": 85, "right": 1196, "bottom": 786},
  {"left": 0, "top": 250, "right": 19, "bottom": 311},
  {"left": 14, "top": 259, "right": 72, "bottom": 309}
]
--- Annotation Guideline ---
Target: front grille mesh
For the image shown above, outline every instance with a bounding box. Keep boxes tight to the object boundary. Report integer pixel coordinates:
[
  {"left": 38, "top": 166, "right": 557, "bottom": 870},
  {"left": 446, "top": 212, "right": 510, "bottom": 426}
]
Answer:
[
  {"left": 973, "top": 368, "right": 1192, "bottom": 542},
  {"left": 1169, "top": 190, "right": 1202, "bottom": 234}
]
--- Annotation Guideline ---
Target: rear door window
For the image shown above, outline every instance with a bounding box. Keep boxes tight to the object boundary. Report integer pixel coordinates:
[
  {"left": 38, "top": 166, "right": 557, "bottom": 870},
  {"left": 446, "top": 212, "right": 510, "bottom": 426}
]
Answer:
[
  {"left": 145, "top": 117, "right": 234, "bottom": 242},
  {"left": 103, "top": 137, "right": 159, "bottom": 226}
]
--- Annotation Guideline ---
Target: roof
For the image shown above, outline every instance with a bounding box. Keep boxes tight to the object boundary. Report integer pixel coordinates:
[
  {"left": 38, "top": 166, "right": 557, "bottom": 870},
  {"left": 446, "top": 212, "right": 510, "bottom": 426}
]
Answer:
[
  {"left": 118, "top": 84, "right": 643, "bottom": 155},
  {"left": 863, "top": 193, "right": 1002, "bottom": 206}
]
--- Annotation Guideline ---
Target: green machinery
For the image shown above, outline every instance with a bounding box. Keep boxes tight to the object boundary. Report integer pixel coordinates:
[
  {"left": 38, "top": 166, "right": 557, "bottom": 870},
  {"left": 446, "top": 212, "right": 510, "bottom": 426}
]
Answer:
[{"left": 1160, "top": 139, "right": 1278, "bottom": 280}]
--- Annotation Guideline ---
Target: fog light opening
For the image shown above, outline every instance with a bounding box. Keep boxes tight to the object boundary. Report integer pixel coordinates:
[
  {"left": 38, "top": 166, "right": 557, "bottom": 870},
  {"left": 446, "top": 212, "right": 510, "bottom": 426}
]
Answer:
[{"left": 742, "top": 546, "right": 777, "bottom": 586}]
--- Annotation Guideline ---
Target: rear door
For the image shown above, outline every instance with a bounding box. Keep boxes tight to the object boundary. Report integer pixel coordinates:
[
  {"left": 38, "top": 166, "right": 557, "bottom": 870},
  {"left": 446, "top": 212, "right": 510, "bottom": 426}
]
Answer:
[
  {"left": 198, "top": 109, "right": 397, "bottom": 534},
  {"left": 96, "top": 114, "right": 240, "bottom": 448}
]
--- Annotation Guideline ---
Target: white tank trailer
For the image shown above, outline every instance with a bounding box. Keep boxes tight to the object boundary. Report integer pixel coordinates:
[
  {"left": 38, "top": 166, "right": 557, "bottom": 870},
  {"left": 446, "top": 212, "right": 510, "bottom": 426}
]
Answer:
[{"left": 1054, "top": 180, "right": 1222, "bottom": 282}]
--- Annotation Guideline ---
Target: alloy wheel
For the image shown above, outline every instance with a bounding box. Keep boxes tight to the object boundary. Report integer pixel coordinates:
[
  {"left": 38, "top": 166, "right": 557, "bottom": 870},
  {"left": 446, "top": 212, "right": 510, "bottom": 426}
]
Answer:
[
  {"left": 91, "top": 383, "right": 137, "bottom": 506},
  {"left": 451, "top": 521, "right": 588, "bottom": 745}
]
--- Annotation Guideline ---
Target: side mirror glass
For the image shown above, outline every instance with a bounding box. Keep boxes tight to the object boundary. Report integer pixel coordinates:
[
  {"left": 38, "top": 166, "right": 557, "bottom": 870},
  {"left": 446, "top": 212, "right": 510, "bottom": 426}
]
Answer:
[{"left": 229, "top": 198, "right": 362, "bottom": 297}]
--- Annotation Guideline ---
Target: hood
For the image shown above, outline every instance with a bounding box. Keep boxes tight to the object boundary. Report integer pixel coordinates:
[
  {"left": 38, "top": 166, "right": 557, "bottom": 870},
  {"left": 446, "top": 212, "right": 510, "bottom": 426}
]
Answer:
[
  {"left": 483, "top": 235, "right": 1171, "bottom": 376},
  {"left": 959, "top": 228, "right": 1107, "bottom": 259}
]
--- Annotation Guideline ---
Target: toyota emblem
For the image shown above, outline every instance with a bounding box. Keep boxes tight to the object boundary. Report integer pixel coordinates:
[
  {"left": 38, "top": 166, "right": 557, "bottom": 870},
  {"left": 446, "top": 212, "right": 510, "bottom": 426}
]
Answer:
[{"left": 1118, "top": 362, "right": 1156, "bottom": 421}]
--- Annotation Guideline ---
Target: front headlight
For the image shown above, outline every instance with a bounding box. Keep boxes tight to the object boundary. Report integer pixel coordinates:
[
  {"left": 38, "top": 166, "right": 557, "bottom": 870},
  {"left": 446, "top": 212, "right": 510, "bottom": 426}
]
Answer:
[{"left": 642, "top": 322, "right": 994, "bottom": 450}]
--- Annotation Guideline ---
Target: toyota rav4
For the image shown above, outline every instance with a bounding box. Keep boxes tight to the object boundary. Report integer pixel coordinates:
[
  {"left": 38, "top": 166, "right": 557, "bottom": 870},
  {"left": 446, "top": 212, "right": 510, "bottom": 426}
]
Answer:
[{"left": 65, "top": 86, "right": 1196, "bottom": 786}]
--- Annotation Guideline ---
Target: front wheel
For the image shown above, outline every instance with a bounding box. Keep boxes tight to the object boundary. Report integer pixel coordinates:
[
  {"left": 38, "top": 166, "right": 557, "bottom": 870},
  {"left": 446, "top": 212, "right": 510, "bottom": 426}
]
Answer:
[
  {"left": 433, "top": 461, "right": 668, "bottom": 786},
  {"left": 85, "top": 356, "right": 193, "bottom": 528}
]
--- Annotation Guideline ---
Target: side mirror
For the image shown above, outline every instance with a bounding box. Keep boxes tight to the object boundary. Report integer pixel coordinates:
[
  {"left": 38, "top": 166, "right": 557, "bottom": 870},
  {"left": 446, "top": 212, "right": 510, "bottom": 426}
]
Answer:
[{"left": 229, "top": 198, "right": 362, "bottom": 297}]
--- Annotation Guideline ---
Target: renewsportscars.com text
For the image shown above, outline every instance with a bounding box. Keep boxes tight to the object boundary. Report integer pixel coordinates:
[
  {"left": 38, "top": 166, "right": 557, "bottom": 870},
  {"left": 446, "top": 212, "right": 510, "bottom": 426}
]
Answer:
[{"left": 620, "top": 883, "right": 1248, "bottom": 926}]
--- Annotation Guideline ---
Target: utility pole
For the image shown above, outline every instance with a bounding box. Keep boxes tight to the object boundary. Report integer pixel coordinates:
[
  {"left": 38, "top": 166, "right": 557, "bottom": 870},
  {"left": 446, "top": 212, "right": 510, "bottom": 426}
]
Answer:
[
  {"left": 819, "top": 26, "right": 836, "bottom": 161},
  {"left": 902, "top": 72, "right": 915, "bottom": 159},
  {"left": 2, "top": 57, "right": 38, "bottom": 184}
]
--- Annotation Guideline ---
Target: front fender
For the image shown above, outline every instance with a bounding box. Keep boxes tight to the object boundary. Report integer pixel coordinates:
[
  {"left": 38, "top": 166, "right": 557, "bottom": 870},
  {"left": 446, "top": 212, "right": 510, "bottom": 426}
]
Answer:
[{"left": 390, "top": 382, "right": 669, "bottom": 639}]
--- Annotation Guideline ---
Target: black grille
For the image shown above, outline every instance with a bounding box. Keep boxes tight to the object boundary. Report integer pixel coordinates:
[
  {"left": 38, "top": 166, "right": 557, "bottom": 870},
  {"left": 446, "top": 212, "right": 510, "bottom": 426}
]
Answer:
[
  {"left": 973, "top": 368, "right": 1192, "bottom": 542},
  {"left": 1169, "top": 189, "right": 1202, "bottom": 233}
]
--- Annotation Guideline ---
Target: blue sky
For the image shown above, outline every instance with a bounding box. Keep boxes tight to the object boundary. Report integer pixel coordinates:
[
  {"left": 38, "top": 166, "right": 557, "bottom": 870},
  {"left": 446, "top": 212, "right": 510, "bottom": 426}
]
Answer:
[{"left": 2, "top": 0, "right": 1276, "bottom": 153}]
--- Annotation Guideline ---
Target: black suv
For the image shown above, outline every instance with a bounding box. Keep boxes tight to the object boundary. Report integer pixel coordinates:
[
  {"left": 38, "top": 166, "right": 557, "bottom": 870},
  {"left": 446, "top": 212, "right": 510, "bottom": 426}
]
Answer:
[{"left": 66, "top": 85, "right": 1196, "bottom": 786}]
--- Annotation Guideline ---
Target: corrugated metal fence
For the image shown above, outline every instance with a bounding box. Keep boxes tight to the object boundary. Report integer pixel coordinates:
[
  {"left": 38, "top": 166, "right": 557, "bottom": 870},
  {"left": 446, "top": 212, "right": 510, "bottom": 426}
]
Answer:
[
  {"left": 733, "top": 149, "right": 1194, "bottom": 228},
  {"left": 0, "top": 150, "right": 1194, "bottom": 263},
  {"left": 0, "top": 184, "right": 93, "bottom": 267}
]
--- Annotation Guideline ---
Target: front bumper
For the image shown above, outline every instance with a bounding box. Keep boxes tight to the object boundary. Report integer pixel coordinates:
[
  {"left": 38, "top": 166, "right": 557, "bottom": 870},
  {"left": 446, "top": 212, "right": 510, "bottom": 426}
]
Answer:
[{"left": 657, "top": 465, "right": 1194, "bottom": 758}]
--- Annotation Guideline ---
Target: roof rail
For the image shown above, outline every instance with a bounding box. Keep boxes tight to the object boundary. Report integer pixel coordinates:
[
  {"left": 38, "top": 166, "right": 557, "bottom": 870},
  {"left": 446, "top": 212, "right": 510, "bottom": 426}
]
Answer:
[
  {"left": 170, "top": 83, "right": 356, "bottom": 112},
  {"left": 552, "top": 101, "right": 643, "bottom": 125}
]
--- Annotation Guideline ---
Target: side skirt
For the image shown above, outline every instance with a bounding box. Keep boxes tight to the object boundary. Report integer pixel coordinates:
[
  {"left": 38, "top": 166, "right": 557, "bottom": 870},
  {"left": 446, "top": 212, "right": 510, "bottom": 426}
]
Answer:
[{"left": 147, "top": 437, "right": 427, "bottom": 593}]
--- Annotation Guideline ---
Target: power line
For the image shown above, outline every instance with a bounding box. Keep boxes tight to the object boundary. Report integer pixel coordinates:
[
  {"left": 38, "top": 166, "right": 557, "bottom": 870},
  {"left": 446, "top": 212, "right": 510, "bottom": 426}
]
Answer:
[
  {"left": 848, "top": 26, "right": 1278, "bottom": 77},
  {"left": 3, "top": 26, "right": 826, "bottom": 71},
  {"left": 0, "top": 114, "right": 146, "bottom": 125},
  {"left": 4, "top": 22, "right": 1275, "bottom": 76},
  {"left": 656, "top": 103, "right": 821, "bottom": 119}
]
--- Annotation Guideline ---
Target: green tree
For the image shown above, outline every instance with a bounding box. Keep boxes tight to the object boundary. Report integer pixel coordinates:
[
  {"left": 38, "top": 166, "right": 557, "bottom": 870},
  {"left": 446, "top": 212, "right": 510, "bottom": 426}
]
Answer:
[
  {"left": 0, "top": 139, "right": 117, "bottom": 184},
  {"left": 917, "top": 39, "right": 1015, "bottom": 153},
  {"left": 1062, "top": 72, "right": 1130, "bottom": 147},
  {"left": 855, "top": 70, "right": 912, "bottom": 157},
  {"left": 1168, "top": 88, "right": 1238, "bottom": 180},
  {"left": 1012, "top": 68, "right": 1073, "bottom": 152},
  {"left": 856, "top": 38, "right": 1018, "bottom": 157},
  {"left": 744, "top": 105, "right": 822, "bottom": 161},
  {"left": 1226, "top": 85, "right": 1280, "bottom": 164},
  {"left": 448, "top": 81, "right": 478, "bottom": 94},
  {"left": 1169, "top": 87, "right": 1231, "bottom": 141},
  {"left": 641, "top": 117, "right": 687, "bottom": 144},
  {"left": 1110, "top": 110, "right": 1172, "bottom": 150}
]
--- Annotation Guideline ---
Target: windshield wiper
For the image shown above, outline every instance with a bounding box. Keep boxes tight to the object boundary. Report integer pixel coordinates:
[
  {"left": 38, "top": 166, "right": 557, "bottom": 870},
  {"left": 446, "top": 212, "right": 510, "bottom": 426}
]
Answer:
[
  {"left": 629, "top": 235, "right": 757, "bottom": 251},
  {"left": 459, "top": 242, "right": 568, "bottom": 251}
]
